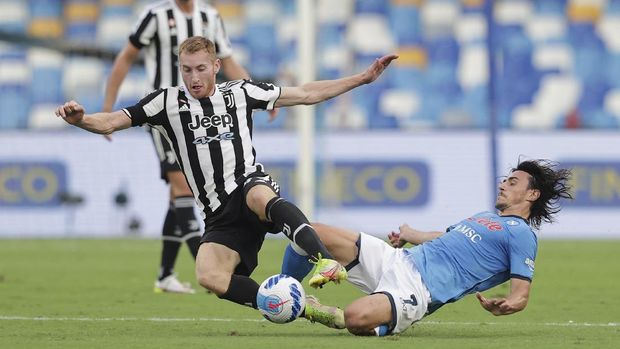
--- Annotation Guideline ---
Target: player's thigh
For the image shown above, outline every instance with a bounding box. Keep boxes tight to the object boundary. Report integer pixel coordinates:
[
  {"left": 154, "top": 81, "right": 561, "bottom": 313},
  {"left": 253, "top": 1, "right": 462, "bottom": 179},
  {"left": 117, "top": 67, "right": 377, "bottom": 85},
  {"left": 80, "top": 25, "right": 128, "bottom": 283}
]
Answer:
[
  {"left": 344, "top": 293, "right": 392, "bottom": 333},
  {"left": 197, "top": 242, "right": 240, "bottom": 272},
  {"left": 167, "top": 170, "right": 192, "bottom": 197},
  {"left": 311, "top": 223, "right": 359, "bottom": 266}
]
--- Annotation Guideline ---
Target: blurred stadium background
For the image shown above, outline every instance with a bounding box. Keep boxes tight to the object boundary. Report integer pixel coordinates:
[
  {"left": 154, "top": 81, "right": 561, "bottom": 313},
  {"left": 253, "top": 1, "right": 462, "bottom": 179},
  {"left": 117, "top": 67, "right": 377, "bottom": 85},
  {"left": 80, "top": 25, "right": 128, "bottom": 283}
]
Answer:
[{"left": 1, "top": 0, "right": 619, "bottom": 239}]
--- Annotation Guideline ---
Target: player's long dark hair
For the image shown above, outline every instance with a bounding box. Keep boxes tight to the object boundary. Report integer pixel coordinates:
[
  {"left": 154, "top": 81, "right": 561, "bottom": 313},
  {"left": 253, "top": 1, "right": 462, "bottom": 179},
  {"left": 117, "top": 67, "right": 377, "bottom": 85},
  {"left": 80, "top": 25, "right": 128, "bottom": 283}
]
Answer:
[{"left": 514, "top": 159, "right": 573, "bottom": 229}]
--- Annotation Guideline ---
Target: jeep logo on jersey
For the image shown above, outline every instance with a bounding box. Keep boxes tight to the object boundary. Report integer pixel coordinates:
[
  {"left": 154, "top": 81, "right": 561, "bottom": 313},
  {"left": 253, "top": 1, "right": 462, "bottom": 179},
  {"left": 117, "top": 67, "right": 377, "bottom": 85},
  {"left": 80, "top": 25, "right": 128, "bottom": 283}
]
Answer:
[{"left": 188, "top": 113, "right": 233, "bottom": 130}]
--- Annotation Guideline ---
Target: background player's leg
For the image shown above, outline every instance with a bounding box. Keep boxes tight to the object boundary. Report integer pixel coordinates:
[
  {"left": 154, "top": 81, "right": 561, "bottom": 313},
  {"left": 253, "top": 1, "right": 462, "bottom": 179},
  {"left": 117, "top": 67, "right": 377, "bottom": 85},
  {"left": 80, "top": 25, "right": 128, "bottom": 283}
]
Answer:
[
  {"left": 157, "top": 203, "right": 180, "bottom": 281},
  {"left": 151, "top": 129, "right": 193, "bottom": 293},
  {"left": 168, "top": 171, "right": 201, "bottom": 258},
  {"left": 154, "top": 191, "right": 195, "bottom": 294}
]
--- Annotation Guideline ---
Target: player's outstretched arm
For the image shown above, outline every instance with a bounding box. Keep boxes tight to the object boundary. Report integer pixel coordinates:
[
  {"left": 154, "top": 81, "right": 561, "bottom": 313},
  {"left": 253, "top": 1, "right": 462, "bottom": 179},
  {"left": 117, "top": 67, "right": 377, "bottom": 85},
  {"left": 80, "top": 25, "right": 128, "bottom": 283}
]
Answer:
[
  {"left": 388, "top": 224, "right": 444, "bottom": 247},
  {"left": 476, "top": 278, "right": 530, "bottom": 316},
  {"left": 275, "top": 54, "right": 398, "bottom": 108},
  {"left": 55, "top": 100, "right": 131, "bottom": 135}
]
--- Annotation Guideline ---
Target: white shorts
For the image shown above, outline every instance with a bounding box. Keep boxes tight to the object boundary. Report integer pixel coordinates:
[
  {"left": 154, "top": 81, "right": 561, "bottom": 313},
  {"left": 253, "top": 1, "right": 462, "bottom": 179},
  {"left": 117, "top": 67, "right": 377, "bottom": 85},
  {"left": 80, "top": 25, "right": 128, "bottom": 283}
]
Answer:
[{"left": 347, "top": 232, "right": 431, "bottom": 334}]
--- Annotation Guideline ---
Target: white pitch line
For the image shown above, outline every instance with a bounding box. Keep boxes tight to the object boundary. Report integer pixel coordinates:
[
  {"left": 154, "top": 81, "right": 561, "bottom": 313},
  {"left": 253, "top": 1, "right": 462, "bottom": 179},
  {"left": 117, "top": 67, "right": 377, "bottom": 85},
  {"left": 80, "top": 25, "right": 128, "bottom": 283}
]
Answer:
[
  {"left": 420, "top": 321, "right": 620, "bottom": 328},
  {"left": 0, "top": 316, "right": 265, "bottom": 322},
  {"left": 0, "top": 316, "right": 618, "bottom": 328}
]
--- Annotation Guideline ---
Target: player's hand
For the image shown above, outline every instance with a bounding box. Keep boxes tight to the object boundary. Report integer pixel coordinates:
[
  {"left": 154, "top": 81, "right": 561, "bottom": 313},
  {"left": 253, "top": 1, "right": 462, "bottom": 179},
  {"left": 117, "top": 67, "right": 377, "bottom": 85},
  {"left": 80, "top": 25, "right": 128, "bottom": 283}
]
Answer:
[
  {"left": 398, "top": 223, "right": 425, "bottom": 245},
  {"left": 476, "top": 292, "right": 507, "bottom": 316},
  {"left": 387, "top": 231, "right": 406, "bottom": 248},
  {"left": 361, "top": 54, "right": 398, "bottom": 84},
  {"left": 268, "top": 108, "right": 280, "bottom": 122},
  {"left": 55, "top": 101, "right": 85, "bottom": 125}
]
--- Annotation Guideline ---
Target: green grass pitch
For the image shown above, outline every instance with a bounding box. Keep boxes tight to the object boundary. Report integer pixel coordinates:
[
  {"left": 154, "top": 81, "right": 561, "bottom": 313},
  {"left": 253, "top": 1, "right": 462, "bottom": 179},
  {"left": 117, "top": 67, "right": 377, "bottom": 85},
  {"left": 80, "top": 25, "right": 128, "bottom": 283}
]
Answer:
[{"left": 1, "top": 238, "right": 619, "bottom": 348}]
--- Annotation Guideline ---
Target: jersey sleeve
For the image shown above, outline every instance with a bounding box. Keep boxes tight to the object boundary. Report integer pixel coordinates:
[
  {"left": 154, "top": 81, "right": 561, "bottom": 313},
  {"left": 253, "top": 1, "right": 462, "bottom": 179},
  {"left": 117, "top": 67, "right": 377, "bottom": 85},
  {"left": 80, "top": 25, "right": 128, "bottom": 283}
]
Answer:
[
  {"left": 241, "top": 80, "right": 281, "bottom": 111},
  {"left": 128, "top": 7, "right": 157, "bottom": 49},
  {"left": 508, "top": 226, "right": 538, "bottom": 281},
  {"left": 122, "top": 88, "right": 167, "bottom": 127}
]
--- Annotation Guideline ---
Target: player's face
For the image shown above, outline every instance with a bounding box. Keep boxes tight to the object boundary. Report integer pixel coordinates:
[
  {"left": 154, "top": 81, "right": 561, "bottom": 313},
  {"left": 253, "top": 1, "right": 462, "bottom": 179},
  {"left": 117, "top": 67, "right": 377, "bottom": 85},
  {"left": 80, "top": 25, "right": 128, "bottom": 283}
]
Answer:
[
  {"left": 180, "top": 50, "right": 220, "bottom": 99},
  {"left": 495, "top": 170, "right": 539, "bottom": 212}
]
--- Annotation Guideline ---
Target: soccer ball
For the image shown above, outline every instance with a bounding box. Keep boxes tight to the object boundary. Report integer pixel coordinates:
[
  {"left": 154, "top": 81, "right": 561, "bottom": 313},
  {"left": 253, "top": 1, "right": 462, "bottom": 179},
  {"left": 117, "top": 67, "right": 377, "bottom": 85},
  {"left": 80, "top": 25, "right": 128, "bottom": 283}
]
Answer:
[{"left": 256, "top": 274, "right": 306, "bottom": 324}]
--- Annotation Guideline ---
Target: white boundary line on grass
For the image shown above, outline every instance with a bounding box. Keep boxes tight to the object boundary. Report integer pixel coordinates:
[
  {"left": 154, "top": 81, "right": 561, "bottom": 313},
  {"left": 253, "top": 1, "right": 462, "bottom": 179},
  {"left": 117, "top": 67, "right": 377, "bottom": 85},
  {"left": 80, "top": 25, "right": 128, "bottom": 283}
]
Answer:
[
  {"left": 0, "top": 316, "right": 618, "bottom": 327},
  {"left": 422, "top": 321, "right": 620, "bottom": 328},
  {"left": 0, "top": 316, "right": 264, "bottom": 322}
]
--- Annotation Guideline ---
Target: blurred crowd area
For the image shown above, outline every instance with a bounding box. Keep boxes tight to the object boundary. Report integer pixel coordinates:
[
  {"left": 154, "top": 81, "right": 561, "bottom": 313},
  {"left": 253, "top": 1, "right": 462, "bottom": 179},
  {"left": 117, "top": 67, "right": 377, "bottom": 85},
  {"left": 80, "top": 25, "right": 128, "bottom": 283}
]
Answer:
[{"left": 1, "top": 0, "right": 620, "bottom": 130}]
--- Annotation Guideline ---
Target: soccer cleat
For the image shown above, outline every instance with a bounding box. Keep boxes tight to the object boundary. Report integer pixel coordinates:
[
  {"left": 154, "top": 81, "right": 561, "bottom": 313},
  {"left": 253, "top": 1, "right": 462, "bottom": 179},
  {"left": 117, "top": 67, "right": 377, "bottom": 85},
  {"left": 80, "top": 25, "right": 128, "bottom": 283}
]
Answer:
[
  {"left": 303, "top": 295, "right": 345, "bottom": 329},
  {"left": 308, "top": 254, "right": 347, "bottom": 289},
  {"left": 154, "top": 274, "right": 196, "bottom": 294}
]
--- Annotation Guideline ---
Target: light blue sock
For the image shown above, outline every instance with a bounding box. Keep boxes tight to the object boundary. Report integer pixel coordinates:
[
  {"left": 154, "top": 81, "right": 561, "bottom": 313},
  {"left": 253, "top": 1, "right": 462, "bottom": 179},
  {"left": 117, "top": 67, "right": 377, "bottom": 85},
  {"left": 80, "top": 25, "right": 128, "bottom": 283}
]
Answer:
[
  {"left": 281, "top": 243, "right": 313, "bottom": 282},
  {"left": 374, "top": 324, "right": 389, "bottom": 336}
]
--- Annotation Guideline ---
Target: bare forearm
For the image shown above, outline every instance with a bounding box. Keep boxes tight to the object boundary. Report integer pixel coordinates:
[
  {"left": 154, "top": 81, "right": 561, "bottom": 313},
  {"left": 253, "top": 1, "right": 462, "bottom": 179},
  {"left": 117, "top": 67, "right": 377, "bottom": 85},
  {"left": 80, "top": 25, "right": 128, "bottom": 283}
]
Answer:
[
  {"left": 302, "top": 74, "right": 365, "bottom": 105},
  {"left": 400, "top": 225, "right": 444, "bottom": 245},
  {"left": 280, "top": 74, "right": 365, "bottom": 107},
  {"left": 276, "top": 54, "right": 397, "bottom": 108},
  {"left": 76, "top": 113, "right": 129, "bottom": 135},
  {"left": 477, "top": 279, "right": 530, "bottom": 316}
]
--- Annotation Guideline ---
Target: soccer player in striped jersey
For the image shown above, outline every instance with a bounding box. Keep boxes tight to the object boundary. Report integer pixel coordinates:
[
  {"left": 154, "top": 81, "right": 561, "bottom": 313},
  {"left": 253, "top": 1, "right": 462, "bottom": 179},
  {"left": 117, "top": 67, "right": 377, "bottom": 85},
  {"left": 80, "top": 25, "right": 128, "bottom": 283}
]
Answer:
[
  {"left": 303, "top": 159, "right": 572, "bottom": 335},
  {"left": 56, "top": 36, "right": 397, "bottom": 328},
  {"left": 103, "top": 0, "right": 253, "bottom": 294}
]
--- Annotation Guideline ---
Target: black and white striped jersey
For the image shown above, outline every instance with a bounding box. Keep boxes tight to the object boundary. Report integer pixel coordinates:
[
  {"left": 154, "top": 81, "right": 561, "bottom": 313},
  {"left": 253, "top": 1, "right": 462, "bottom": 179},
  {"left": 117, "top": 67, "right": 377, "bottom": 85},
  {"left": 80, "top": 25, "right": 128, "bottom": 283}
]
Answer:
[
  {"left": 129, "top": 0, "right": 233, "bottom": 89},
  {"left": 122, "top": 79, "right": 281, "bottom": 217}
]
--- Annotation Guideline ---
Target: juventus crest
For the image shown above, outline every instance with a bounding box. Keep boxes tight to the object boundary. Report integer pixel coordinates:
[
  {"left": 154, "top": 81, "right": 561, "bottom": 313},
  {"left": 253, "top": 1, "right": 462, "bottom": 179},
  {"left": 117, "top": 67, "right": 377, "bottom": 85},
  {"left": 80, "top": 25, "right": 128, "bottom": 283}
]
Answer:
[{"left": 223, "top": 90, "right": 235, "bottom": 108}]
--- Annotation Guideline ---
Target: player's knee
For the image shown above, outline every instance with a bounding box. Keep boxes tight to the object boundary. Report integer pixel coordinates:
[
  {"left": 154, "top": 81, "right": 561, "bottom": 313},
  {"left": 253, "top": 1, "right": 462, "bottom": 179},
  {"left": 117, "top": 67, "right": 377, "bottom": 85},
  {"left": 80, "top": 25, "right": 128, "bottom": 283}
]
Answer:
[
  {"left": 344, "top": 305, "right": 373, "bottom": 335},
  {"left": 196, "top": 268, "right": 229, "bottom": 296},
  {"left": 245, "top": 185, "right": 276, "bottom": 219}
]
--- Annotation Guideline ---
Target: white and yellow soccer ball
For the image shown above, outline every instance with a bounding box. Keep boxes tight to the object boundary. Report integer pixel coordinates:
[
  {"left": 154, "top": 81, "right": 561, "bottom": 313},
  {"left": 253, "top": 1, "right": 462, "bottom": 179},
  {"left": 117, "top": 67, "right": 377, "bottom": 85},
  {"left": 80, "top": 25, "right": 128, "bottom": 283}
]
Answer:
[{"left": 256, "top": 274, "right": 306, "bottom": 324}]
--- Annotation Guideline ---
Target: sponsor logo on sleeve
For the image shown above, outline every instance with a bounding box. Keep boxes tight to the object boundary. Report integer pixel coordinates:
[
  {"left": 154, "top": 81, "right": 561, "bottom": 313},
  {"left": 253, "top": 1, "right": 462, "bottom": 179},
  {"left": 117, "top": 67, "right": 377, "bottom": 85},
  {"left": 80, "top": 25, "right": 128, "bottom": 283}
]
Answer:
[{"left": 525, "top": 258, "right": 535, "bottom": 272}]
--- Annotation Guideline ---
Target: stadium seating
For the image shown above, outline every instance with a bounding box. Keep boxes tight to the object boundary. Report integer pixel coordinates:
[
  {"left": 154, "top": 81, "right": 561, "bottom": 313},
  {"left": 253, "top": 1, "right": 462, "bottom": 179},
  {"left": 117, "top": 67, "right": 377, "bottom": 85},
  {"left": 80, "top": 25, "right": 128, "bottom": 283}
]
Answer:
[{"left": 2, "top": 0, "right": 620, "bottom": 130}]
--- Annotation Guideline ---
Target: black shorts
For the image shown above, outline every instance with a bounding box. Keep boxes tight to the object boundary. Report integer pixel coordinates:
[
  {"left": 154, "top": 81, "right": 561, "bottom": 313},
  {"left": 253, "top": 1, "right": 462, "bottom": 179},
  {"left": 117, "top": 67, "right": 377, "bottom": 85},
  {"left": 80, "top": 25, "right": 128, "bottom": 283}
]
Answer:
[
  {"left": 149, "top": 127, "right": 180, "bottom": 181},
  {"left": 200, "top": 173, "right": 281, "bottom": 276}
]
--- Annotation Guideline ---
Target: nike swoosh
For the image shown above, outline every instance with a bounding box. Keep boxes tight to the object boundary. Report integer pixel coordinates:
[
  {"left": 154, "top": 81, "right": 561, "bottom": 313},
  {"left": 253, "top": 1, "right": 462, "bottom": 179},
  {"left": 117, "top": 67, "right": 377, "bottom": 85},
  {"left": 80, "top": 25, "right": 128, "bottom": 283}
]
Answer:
[
  {"left": 320, "top": 265, "right": 340, "bottom": 280},
  {"left": 267, "top": 299, "right": 291, "bottom": 310}
]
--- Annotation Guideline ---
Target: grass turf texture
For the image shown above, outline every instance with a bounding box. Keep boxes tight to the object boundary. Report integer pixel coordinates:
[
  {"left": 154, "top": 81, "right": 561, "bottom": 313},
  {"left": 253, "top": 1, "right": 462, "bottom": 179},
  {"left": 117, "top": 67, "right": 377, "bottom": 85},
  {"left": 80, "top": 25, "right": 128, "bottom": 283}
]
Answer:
[{"left": 0, "top": 238, "right": 618, "bottom": 348}]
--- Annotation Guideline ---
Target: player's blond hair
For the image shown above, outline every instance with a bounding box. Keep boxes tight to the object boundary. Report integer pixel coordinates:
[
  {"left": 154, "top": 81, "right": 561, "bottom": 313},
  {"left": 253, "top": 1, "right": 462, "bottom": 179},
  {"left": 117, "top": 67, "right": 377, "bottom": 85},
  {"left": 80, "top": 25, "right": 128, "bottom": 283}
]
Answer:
[{"left": 179, "top": 36, "right": 216, "bottom": 59}]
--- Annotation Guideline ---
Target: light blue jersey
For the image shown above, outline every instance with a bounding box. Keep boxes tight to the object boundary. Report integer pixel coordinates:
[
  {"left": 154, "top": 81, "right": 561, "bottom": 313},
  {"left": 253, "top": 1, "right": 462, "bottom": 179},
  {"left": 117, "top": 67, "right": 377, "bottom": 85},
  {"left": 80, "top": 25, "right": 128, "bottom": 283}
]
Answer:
[{"left": 405, "top": 212, "right": 537, "bottom": 308}]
